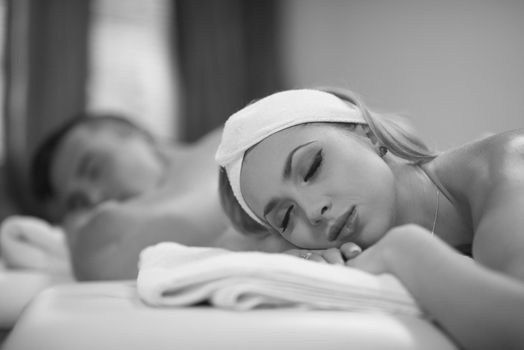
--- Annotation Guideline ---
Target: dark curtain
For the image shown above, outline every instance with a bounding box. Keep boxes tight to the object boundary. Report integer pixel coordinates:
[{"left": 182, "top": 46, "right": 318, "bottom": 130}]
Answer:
[
  {"left": 174, "top": 0, "right": 284, "bottom": 142},
  {"left": 3, "top": 0, "right": 89, "bottom": 215}
]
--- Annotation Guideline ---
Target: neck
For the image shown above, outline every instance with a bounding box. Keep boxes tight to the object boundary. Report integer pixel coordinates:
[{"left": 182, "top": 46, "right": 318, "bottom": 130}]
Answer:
[{"left": 388, "top": 159, "right": 439, "bottom": 231}]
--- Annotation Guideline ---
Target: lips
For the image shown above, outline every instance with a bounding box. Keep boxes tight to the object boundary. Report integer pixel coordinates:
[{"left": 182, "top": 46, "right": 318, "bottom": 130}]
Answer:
[{"left": 327, "top": 205, "right": 358, "bottom": 242}]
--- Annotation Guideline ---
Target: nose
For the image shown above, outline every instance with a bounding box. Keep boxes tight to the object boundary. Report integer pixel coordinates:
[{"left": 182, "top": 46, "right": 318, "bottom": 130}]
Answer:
[
  {"left": 301, "top": 196, "right": 331, "bottom": 225},
  {"left": 82, "top": 183, "right": 109, "bottom": 207}
]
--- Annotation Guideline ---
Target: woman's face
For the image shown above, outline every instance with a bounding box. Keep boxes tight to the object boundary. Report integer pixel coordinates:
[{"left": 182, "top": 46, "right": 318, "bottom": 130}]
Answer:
[
  {"left": 240, "top": 123, "right": 397, "bottom": 249},
  {"left": 51, "top": 125, "right": 165, "bottom": 220}
]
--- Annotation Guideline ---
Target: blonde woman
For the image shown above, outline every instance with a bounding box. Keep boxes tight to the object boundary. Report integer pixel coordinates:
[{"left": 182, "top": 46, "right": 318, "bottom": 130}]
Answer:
[{"left": 216, "top": 88, "right": 524, "bottom": 350}]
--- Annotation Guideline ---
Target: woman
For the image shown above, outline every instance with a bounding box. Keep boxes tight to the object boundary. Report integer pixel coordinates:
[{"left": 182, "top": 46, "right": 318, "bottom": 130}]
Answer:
[{"left": 216, "top": 88, "right": 524, "bottom": 350}]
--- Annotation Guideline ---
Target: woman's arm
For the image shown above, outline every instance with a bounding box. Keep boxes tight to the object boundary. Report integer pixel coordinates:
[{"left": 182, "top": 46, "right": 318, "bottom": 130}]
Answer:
[
  {"left": 348, "top": 224, "right": 524, "bottom": 350},
  {"left": 471, "top": 184, "right": 524, "bottom": 280}
]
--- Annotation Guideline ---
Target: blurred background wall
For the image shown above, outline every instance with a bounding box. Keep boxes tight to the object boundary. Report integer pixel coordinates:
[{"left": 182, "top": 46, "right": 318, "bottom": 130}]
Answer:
[
  {"left": 1, "top": 0, "right": 524, "bottom": 217},
  {"left": 281, "top": 0, "right": 524, "bottom": 150}
]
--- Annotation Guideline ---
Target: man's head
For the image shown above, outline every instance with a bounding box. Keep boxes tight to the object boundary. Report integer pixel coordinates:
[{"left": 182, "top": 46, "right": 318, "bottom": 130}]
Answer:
[{"left": 31, "top": 113, "right": 166, "bottom": 222}]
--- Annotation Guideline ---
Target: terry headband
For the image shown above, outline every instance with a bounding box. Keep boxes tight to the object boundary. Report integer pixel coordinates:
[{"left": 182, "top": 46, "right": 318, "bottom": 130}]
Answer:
[{"left": 215, "top": 89, "right": 366, "bottom": 225}]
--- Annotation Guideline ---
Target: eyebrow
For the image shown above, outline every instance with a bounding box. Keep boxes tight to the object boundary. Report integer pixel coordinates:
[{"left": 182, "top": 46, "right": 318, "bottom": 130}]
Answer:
[
  {"left": 283, "top": 141, "right": 314, "bottom": 179},
  {"left": 264, "top": 141, "right": 313, "bottom": 218}
]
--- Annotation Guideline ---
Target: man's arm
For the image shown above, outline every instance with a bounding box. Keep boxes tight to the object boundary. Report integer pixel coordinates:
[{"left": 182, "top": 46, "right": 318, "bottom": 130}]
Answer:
[{"left": 69, "top": 199, "right": 226, "bottom": 281}]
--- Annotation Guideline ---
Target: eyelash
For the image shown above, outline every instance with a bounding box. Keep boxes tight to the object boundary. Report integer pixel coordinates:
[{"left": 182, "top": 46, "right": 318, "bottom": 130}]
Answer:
[
  {"left": 277, "top": 148, "right": 323, "bottom": 232},
  {"left": 66, "top": 193, "right": 90, "bottom": 212},
  {"left": 86, "top": 157, "right": 105, "bottom": 181},
  {"left": 280, "top": 204, "right": 294, "bottom": 232},
  {"left": 304, "top": 149, "right": 323, "bottom": 182},
  {"left": 87, "top": 164, "right": 100, "bottom": 181}
]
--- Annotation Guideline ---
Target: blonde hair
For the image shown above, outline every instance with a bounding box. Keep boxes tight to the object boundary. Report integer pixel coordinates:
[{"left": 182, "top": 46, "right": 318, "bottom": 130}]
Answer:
[
  {"left": 218, "top": 87, "right": 437, "bottom": 235},
  {"left": 321, "top": 87, "right": 437, "bottom": 163}
]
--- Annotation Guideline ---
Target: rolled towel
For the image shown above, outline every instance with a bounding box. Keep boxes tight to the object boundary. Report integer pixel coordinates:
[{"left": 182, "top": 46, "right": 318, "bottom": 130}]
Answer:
[
  {"left": 137, "top": 242, "right": 422, "bottom": 316},
  {"left": 0, "top": 215, "right": 71, "bottom": 276}
]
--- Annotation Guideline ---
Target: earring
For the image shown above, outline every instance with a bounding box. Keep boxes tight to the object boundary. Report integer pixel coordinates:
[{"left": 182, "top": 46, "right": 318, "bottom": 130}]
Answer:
[{"left": 378, "top": 146, "right": 388, "bottom": 157}]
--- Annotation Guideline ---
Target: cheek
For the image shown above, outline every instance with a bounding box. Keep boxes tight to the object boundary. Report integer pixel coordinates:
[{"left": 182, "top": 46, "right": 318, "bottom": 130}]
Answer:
[
  {"left": 336, "top": 150, "right": 392, "bottom": 195},
  {"left": 241, "top": 164, "right": 282, "bottom": 218},
  {"left": 329, "top": 154, "right": 396, "bottom": 247},
  {"left": 354, "top": 174, "right": 397, "bottom": 247}
]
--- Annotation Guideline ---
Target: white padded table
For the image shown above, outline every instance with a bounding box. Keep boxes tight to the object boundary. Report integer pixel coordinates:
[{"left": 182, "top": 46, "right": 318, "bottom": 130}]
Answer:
[
  {"left": 0, "top": 269, "right": 59, "bottom": 330},
  {"left": 3, "top": 281, "right": 457, "bottom": 350}
]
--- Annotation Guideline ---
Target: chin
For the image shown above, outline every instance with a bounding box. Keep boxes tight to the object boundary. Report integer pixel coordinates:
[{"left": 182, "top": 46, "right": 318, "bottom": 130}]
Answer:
[{"left": 356, "top": 222, "right": 390, "bottom": 248}]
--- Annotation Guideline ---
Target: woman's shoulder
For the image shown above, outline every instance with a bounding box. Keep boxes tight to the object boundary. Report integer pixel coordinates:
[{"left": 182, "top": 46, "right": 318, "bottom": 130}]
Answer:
[
  {"left": 436, "top": 128, "right": 524, "bottom": 179},
  {"left": 465, "top": 129, "right": 524, "bottom": 177},
  {"left": 426, "top": 129, "right": 524, "bottom": 220},
  {"left": 476, "top": 128, "right": 524, "bottom": 152}
]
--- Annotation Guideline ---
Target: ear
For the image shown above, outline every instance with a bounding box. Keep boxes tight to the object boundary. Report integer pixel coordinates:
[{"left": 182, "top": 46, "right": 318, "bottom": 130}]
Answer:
[
  {"left": 350, "top": 124, "right": 387, "bottom": 157},
  {"left": 351, "top": 124, "right": 378, "bottom": 145}
]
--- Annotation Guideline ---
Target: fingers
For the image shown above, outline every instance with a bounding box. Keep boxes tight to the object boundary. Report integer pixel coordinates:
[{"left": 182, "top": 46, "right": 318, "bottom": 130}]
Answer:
[
  {"left": 320, "top": 248, "right": 345, "bottom": 265},
  {"left": 340, "top": 242, "right": 362, "bottom": 260},
  {"left": 306, "top": 251, "right": 326, "bottom": 263},
  {"left": 284, "top": 249, "right": 322, "bottom": 263},
  {"left": 344, "top": 246, "right": 387, "bottom": 274},
  {"left": 287, "top": 244, "right": 362, "bottom": 266}
]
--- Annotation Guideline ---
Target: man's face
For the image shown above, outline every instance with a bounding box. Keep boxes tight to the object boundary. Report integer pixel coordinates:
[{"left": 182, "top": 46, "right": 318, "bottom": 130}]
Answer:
[{"left": 50, "top": 124, "right": 165, "bottom": 221}]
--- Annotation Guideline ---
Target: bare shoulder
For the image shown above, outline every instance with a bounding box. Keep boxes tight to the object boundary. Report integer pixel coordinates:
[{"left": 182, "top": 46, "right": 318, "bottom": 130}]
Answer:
[
  {"left": 190, "top": 126, "right": 223, "bottom": 157},
  {"left": 467, "top": 129, "right": 524, "bottom": 200},
  {"left": 474, "top": 129, "right": 524, "bottom": 171},
  {"left": 429, "top": 129, "right": 524, "bottom": 219},
  {"left": 433, "top": 129, "right": 524, "bottom": 278}
]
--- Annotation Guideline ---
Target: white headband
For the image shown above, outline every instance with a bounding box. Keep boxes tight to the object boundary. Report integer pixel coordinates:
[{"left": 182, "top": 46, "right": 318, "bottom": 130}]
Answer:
[{"left": 215, "top": 89, "right": 366, "bottom": 225}]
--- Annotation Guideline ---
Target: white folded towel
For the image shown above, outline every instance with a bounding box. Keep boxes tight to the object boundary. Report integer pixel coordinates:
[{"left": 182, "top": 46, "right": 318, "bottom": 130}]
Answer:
[
  {"left": 137, "top": 242, "right": 422, "bottom": 316},
  {"left": 0, "top": 215, "right": 71, "bottom": 276}
]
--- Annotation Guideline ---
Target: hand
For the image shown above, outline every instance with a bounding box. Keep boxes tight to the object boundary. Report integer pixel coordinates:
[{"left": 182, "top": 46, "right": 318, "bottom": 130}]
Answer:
[
  {"left": 340, "top": 242, "right": 363, "bottom": 260},
  {"left": 345, "top": 224, "right": 432, "bottom": 274},
  {"left": 285, "top": 242, "right": 363, "bottom": 265}
]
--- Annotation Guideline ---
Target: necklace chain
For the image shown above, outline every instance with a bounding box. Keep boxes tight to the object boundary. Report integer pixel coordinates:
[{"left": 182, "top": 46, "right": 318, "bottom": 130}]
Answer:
[{"left": 431, "top": 189, "right": 440, "bottom": 235}]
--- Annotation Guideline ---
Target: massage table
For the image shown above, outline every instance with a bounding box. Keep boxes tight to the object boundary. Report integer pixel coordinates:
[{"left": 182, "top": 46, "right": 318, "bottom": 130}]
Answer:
[
  {"left": 3, "top": 280, "right": 457, "bottom": 350},
  {"left": 0, "top": 265, "right": 64, "bottom": 329}
]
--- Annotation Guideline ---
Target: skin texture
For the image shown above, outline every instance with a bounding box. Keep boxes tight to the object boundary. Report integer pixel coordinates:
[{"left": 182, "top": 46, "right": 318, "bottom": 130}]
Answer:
[{"left": 240, "top": 124, "right": 524, "bottom": 350}]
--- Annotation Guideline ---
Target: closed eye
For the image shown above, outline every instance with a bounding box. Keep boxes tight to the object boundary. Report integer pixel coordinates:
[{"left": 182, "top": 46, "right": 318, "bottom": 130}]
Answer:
[
  {"left": 78, "top": 153, "right": 102, "bottom": 181},
  {"left": 280, "top": 204, "right": 294, "bottom": 232},
  {"left": 86, "top": 160, "right": 101, "bottom": 181},
  {"left": 87, "top": 154, "right": 108, "bottom": 182},
  {"left": 304, "top": 149, "right": 323, "bottom": 182},
  {"left": 66, "top": 192, "right": 91, "bottom": 212}
]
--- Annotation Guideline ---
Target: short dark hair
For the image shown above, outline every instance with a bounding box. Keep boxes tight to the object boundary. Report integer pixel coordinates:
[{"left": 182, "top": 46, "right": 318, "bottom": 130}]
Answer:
[{"left": 30, "top": 112, "right": 153, "bottom": 202}]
